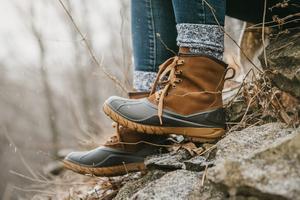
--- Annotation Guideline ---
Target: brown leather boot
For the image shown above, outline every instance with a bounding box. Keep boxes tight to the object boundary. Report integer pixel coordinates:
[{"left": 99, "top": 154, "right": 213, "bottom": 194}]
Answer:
[
  {"left": 63, "top": 92, "right": 168, "bottom": 177},
  {"left": 103, "top": 50, "right": 234, "bottom": 142}
]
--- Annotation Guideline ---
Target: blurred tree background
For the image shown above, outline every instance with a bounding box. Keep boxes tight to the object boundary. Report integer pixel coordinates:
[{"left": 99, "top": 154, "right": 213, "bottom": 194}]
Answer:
[{"left": 0, "top": 0, "right": 132, "bottom": 197}]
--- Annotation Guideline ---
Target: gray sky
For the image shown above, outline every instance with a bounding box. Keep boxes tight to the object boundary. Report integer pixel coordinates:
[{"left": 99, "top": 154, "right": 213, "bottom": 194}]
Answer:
[{"left": 0, "top": 0, "right": 125, "bottom": 78}]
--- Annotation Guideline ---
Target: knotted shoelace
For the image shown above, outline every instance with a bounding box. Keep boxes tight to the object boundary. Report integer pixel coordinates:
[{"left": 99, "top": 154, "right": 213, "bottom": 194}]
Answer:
[
  {"left": 149, "top": 56, "right": 235, "bottom": 125},
  {"left": 149, "top": 56, "right": 184, "bottom": 124},
  {"left": 104, "top": 122, "right": 173, "bottom": 148}
]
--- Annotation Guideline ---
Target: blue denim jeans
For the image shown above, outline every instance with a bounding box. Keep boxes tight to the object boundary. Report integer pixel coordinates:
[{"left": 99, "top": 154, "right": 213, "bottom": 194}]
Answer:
[{"left": 131, "top": 0, "right": 226, "bottom": 73}]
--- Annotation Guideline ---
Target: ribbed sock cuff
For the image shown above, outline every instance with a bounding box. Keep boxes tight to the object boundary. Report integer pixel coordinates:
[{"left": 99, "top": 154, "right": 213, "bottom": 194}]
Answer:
[
  {"left": 176, "top": 23, "right": 224, "bottom": 60},
  {"left": 133, "top": 71, "right": 157, "bottom": 92}
]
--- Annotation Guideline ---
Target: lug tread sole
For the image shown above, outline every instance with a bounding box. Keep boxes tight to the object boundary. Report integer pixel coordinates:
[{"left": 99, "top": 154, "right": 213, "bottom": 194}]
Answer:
[
  {"left": 103, "top": 103, "right": 224, "bottom": 143},
  {"left": 63, "top": 160, "right": 146, "bottom": 177}
]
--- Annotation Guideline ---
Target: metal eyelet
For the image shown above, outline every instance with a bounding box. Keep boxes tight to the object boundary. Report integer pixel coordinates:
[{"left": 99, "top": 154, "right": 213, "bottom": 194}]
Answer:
[
  {"left": 175, "top": 70, "right": 183, "bottom": 75},
  {"left": 177, "top": 60, "right": 184, "bottom": 65}
]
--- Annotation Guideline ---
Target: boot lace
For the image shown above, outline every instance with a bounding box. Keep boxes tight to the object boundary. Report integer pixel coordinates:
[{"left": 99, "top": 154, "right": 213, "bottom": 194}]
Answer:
[
  {"left": 104, "top": 122, "right": 173, "bottom": 148},
  {"left": 149, "top": 56, "right": 236, "bottom": 125},
  {"left": 104, "top": 122, "right": 124, "bottom": 146},
  {"left": 150, "top": 56, "right": 184, "bottom": 124}
]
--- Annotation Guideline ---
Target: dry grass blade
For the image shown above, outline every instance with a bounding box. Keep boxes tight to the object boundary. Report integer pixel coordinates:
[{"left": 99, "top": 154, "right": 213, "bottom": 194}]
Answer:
[
  {"left": 262, "top": 0, "right": 268, "bottom": 68},
  {"left": 12, "top": 186, "right": 56, "bottom": 196},
  {"left": 198, "top": 144, "right": 217, "bottom": 157},
  {"left": 201, "top": 164, "right": 209, "bottom": 187},
  {"left": 3, "top": 126, "right": 39, "bottom": 180},
  {"left": 247, "top": 13, "right": 300, "bottom": 29},
  {"left": 9, "top": 170, "right": 92, "bottom": 186},
  {"left": 226, "top": 69, "right": 299, "bottom": 133}
]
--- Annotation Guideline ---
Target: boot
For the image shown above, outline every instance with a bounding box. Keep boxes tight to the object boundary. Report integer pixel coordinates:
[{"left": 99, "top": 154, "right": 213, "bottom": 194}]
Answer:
[
  {"left": 103, "top": 49, "right": 234, "bottom": 142},
  {"left": 63, "top": 92, "right": 168, "bottom": 177}
]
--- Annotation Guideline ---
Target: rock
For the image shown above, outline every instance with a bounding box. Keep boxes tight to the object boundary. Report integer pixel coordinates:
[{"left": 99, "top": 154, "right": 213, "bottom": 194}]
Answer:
[
  {"left": 225, "top": 98, "right": 248, "bottom": 122},
  {"left": 145, "top": 149, "right": 191, "bottom": 170},
  {"left": 260, "top": 31, "right": 300, "bottom": 98},
  {"left": 128, "top": 170, "right": 228, "bottom": 200},
  {"left": 184, "top": 156, "right": 214, "bottom": 172},
  {"left": 114, "top": 170, "right": 166, "bottom": 200},
  {"left": 215, "top": 123, "right": 294, "bottom": 161},
  {"left": 40, "top": 124, "right": 299, "bottom": 200},
  {"left": 130, "top": 170, "right": 203, "bottom": 200},
  {"left": 195, "top": 180, "right": 227, "bottom": 200},
  {"left": 208, "top": 123, "right": 300, "bottom": 200}
]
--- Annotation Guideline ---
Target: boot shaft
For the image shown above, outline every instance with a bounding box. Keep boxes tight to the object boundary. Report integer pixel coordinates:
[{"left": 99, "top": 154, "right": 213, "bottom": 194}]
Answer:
[
  {"left": 176, "top": 55, "right": 227, "bottom": 92},
  {"left": 149, "top": 55, "right": 228, "bottom": 115}
]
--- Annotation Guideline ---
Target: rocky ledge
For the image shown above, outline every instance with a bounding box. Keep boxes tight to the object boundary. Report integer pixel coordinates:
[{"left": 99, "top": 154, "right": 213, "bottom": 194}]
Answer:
[
  {"left": 52, "top": 123, "right": 297, "bottom": 200},
  {"left": 109, "top": 123, "right": 299, "bottom": 200},
  {"left": 39, "top": 123, "right": 299, "bottom": 200}
]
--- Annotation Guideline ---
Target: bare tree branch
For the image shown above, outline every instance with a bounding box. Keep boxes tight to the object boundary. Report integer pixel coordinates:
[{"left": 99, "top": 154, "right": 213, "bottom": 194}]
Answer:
[{"left": 57, "top": 0, "right": 129, "bottom": 93}]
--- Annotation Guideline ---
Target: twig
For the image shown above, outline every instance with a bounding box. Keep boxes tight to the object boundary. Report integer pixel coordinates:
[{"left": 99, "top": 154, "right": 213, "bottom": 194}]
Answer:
[
  {"left": 156, "top": 33, "right": 177, "bottom": 56},
  {"left": 269, "top": 42, "right": 294, "bottom": 53},
  {"left": 119, "top": 2, "right": 132, "bottom": 88},
  {"left": 11, "top": 186, "right": 56, "bottom": 196},
  {"left": 262, "top": 0, "right": 268, "bottom": 68},
  {"left": 202, "top": 0, "right": 263, "bottom": 73},
  {"left": 247, "top": 12, "right": 300, "bottom": 29},
  {"left": 198, "top": 144, "right": 217, "bottom": 157},
  {"left": 9, "top": 170, "right": 92, "bottom": 186},
  {"left": 228, "top": 85, "right": 265, "bottom": 134},
  {"left": 226, "top": 68, "right": 254, "bottom": 108},
  {"left": 56, "top": 0, "right": 128, "bottom": 93},
  {"left": 240, "top": 87, "right": 263, "bottom": 124},
  {"left": 3, "top": 126, "right": 39, "bottom": 180},
  {"left": 122, "top": 162, "right": 129, "bottom": 174},
  {"left": 247, "top": 18, "right": 300, "bottom": 29},
  {"left": 105, "top": 140, "right": 174, "bottom": 148},
  {"left": 66, "top": 92, "right": 94, "bottom": 137}
]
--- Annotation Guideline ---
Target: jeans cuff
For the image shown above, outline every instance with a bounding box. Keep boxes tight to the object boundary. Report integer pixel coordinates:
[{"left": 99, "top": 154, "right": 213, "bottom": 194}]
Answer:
[{"left": 176, "top": 23, "right": 224, "bottom": 60}]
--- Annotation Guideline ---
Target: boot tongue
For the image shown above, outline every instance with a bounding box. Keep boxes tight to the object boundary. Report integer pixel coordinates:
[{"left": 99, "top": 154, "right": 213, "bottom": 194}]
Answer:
[{"left": 128, "top": 91, "right": 150, "bottom": 99}]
